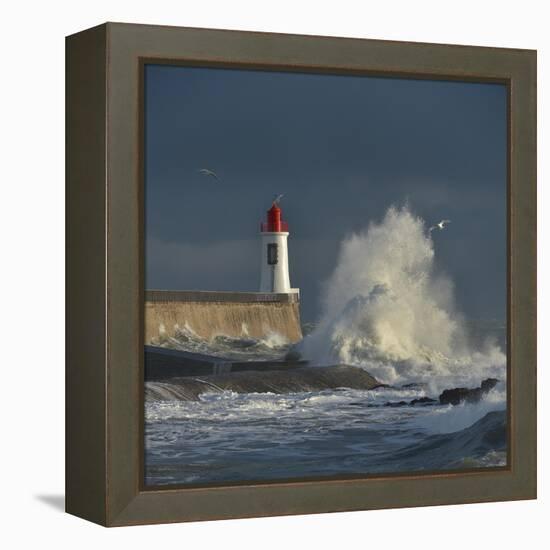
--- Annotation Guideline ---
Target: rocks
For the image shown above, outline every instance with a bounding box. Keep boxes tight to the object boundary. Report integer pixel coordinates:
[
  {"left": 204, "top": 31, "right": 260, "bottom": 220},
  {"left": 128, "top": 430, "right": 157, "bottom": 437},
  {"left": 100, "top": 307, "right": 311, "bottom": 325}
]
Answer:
[
  {"left": 410, "top": 397, "right": 437, "bottom": 406},
  {"left": 439, "top": 378, "right": 499, "bottom": 406},
  {"left": 384, "top": 396, "right": 437, "bottom": 408},
  {"left": 381, "top": 379, "right": 499, "bottom": 408},
  {"left": 440, "top": 387, "right": 479, "bottom": 405}
]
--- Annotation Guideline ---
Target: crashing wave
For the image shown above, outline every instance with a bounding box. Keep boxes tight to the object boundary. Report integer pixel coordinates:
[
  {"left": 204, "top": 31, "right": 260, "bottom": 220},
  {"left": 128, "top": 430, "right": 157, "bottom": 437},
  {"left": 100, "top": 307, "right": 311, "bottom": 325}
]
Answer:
[{"left": 299, "top": 205, "right": 506, "bottom": 391}]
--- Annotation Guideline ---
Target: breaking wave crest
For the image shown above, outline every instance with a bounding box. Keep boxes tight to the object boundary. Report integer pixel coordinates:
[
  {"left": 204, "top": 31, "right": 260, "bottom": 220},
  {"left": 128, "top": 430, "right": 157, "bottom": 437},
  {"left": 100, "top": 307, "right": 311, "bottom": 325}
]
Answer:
[
  {"left": 154, "top": 322, "right": 291, "bottom": 362},
  {"left": 300, "top": 205, "right": 506, "bottom": 391}
]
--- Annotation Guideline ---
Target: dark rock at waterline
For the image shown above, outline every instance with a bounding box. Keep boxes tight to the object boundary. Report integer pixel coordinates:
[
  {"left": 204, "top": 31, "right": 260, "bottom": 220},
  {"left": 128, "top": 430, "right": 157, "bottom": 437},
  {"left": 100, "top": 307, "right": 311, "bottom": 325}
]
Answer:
[
  {"left": 440, "top": 387, "right": 481, "bottom": 405},
  {"left": 383, "top": 396, "right": 437, "bottom": 408},
  {"left": 410, "top": 397, "right": 437, "bottom": 406},
  {"left": 439, "top": 378, "right": 499, "bottom": 406}
]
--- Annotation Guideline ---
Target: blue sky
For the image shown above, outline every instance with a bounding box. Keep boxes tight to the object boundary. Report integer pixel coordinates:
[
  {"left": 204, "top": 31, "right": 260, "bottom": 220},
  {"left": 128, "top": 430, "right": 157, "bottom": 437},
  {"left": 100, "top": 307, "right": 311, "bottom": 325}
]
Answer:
[{"left": 144, "top": 64, "right": 507, "bottom": 323}]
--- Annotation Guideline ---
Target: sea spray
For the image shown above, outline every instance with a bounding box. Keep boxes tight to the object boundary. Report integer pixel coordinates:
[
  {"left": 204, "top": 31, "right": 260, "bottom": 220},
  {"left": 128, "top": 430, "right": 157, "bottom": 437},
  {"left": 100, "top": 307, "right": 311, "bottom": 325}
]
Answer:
[
  {"left": 300, "top": 205, "right": 505, "bottom": 390},
  {"left": 156, "top": 321, "right": 292, "bottom": 362}
]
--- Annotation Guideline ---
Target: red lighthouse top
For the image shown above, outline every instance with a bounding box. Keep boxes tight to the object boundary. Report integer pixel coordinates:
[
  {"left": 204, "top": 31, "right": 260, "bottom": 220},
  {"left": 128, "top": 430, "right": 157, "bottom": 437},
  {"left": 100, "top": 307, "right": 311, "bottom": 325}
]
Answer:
[{"left": 261, "top": 203, "right": 289, "bottom": 233}]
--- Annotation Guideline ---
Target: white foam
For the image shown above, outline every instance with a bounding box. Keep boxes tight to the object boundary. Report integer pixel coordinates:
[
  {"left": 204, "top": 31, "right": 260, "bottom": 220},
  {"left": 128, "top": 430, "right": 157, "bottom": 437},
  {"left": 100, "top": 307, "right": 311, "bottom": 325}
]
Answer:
[{"left": 260, "top": 331, "right": 289, "bottom": 349}]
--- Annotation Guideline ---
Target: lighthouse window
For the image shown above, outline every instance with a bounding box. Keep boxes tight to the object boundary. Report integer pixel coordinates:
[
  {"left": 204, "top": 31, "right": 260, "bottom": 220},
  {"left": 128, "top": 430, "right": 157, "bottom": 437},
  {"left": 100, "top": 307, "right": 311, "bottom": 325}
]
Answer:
[{"left": 267, "top": 243, "right": 278, "bottom": 265}]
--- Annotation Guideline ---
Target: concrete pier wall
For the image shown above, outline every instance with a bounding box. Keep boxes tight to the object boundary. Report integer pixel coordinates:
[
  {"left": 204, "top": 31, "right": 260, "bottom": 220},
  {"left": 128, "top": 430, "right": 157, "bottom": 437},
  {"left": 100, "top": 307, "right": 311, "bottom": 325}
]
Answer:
[
  {"left": 145, "top": 365, "right": 380, "bottom": 402},
  {"left": 145, "top": 290, "right": 302, "bottom": 344}
]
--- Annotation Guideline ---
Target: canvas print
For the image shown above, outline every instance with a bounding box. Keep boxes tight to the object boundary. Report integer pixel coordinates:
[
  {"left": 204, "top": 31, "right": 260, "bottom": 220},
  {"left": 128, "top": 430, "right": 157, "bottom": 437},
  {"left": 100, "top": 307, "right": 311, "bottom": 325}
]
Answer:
[{"left": 143, "top": 64, "right": 507, "bottom": 487}]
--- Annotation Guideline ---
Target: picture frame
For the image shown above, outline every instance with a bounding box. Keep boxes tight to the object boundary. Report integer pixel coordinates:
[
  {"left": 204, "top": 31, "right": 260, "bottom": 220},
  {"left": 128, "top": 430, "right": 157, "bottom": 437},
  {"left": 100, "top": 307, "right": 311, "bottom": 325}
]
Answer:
[{"left": 66, "top": 22, "right": 536, "bottom": 526}]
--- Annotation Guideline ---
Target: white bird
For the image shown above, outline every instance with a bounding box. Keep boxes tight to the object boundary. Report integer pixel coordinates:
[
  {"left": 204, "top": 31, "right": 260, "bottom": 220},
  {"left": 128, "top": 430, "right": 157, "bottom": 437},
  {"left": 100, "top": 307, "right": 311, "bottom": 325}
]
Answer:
[
  {"left": 273, "top": 193, "right": 284, "bottom": 205},
  {"left": 429, "top": 219, "right": 451, "bottom": 233},
  {"left": 198, "top": 168, "right": 219, "bottom": 180}
]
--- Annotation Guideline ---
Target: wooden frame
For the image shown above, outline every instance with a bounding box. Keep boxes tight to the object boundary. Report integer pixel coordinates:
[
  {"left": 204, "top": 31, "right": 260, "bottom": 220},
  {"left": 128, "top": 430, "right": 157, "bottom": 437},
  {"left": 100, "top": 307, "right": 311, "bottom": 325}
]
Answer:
[{"left": 66, "top": 22, "right": 537, "bottom": 526}]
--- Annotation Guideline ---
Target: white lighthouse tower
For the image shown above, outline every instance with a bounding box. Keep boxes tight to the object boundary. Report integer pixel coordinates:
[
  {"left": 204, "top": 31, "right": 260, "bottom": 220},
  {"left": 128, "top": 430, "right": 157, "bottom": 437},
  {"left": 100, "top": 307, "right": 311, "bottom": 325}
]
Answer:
[{"left": 259, "top": 199, "right": 299, "bottom": 295}]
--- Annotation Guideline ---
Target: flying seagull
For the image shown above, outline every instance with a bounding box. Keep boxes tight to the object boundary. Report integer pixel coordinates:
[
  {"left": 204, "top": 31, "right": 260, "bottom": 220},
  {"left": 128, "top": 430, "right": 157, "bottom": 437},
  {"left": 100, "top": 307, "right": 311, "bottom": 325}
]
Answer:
[
  {"left": 272, "top": 193, "right": 284, "bottom": 205},
  {"left": 198, "top": 168, "right": 219, "bottom": 180},
  {"left": 429, "top": 219, "right": 451, "bottom": 233}
]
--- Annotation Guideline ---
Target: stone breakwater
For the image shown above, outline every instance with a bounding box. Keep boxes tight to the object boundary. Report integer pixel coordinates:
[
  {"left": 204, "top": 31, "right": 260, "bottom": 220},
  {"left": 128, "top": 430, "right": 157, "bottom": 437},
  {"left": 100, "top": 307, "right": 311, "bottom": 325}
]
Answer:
[
  {"left": 145, "top": 290, "right": 302, "bottom": 344},
  {"left": 145, "top": 365, "right": 381, "bottom": 401}
]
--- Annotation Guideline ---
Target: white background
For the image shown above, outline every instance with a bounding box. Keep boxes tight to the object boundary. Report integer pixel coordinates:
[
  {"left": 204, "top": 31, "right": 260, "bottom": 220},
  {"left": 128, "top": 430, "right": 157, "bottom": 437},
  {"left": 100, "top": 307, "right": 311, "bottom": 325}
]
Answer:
[{"left": 0, "top": 0, "right": 547, "bottom": 547}]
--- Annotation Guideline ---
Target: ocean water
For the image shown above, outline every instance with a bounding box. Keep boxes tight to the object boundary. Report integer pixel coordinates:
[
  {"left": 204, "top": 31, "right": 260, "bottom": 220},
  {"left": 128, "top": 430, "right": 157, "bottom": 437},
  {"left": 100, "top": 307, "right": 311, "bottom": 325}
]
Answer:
[
  {"left": 144, "top": 325, "right": 507, "bottom": 486},
  {"left": 144, "top": 206, "right": 507, "bottom": 486},
  {"left": 145, "top": 381, "right": 506, "bottom": 485}
]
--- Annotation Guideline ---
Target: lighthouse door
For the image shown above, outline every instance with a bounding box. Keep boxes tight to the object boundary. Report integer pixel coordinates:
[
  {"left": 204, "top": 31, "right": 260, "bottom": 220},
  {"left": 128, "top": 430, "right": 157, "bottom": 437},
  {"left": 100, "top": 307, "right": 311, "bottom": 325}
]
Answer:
[{"left": 267, "top": 243, "right": 278, "bottom": 265}]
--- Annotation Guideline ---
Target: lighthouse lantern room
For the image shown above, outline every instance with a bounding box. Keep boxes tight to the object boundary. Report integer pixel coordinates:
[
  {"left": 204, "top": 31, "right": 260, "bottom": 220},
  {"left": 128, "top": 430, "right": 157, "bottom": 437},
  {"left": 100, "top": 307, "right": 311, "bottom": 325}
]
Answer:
[{"left": 259, "top": 201, "right": 299, "bottom": 295}]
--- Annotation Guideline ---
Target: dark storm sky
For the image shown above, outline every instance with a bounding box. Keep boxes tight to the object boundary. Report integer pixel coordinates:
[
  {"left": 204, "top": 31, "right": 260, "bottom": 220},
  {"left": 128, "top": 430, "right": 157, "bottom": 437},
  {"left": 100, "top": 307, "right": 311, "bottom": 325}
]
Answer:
[{"left": 144, "top": 64, "right": 507, "bottom": 323}]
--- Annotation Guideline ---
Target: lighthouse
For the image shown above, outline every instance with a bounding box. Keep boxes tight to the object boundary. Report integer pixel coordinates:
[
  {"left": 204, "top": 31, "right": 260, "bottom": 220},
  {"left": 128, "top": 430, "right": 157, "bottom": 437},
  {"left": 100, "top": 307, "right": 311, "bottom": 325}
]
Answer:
[{"left": 259, "top": 200, "right": 299, "bottom": 295}]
